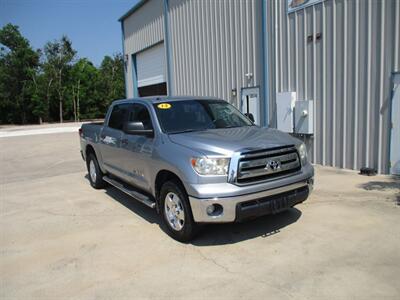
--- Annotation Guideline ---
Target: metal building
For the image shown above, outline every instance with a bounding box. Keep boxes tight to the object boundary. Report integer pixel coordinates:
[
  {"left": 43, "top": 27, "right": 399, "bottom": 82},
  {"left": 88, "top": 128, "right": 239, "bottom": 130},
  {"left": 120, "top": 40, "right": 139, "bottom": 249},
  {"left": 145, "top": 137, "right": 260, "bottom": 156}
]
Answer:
[{"left": 120, "top": 0, "right": 400, "bottom": 175}]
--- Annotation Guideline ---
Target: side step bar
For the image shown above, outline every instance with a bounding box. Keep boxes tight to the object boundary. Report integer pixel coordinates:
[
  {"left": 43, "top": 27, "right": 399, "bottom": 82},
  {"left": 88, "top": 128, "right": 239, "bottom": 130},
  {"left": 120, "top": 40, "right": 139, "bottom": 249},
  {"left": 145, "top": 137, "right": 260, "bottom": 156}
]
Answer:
[{"left": 103, "top": 176, "right": 156, "bottom": 209}]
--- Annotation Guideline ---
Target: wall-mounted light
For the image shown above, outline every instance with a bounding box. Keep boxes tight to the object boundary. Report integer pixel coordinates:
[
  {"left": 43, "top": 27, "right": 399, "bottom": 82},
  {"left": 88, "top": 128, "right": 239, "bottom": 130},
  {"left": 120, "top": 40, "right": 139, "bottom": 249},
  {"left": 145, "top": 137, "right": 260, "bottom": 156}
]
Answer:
[
  {"left": 245, "top": 73, "right": 253, "bottom": 81},
  {"left": 231, "top": 88, "right": 237, "bottom": 97}
]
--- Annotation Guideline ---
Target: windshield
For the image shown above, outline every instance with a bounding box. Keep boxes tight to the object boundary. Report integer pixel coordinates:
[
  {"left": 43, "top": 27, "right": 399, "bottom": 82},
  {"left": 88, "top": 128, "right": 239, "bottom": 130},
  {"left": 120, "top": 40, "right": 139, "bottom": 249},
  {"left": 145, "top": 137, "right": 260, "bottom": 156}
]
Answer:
[{"left": 153, "top": 99, "right": 253, "bottom": 134}]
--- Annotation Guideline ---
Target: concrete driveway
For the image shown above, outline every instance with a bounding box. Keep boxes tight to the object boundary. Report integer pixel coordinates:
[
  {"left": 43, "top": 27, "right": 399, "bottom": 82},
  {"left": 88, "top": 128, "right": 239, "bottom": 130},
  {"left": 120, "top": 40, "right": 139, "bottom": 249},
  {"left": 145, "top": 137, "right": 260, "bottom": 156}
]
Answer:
[{"left": 1, "top": 126, "right": 399, "bottom": 299}]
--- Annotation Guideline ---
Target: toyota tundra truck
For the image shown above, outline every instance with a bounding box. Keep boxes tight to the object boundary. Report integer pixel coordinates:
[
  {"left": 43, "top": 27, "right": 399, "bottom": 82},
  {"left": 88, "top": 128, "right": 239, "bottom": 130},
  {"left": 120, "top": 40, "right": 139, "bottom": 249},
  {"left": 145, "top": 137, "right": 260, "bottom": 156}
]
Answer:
[{"left": 79, "top": 97, "right": 314, "bottom": 241}]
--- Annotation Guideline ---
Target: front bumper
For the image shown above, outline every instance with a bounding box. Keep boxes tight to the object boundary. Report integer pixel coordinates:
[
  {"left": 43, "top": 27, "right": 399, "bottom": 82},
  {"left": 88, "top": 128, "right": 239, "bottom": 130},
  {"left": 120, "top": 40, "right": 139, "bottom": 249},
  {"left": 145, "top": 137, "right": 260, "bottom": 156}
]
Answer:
[
  {"left": 189, "top": 177, "right": 313, "bottom": 223},
  {"left": 80, "top": 150, "right": 85, "bottom": 161}
]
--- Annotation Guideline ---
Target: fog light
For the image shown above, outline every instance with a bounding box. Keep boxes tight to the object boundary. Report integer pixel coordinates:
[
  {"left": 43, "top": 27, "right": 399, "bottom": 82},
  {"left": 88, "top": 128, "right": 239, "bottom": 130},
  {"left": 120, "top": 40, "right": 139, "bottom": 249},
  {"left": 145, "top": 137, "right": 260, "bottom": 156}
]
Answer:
[
  {"left": 206, "top": 205, "right": 215, "bottom": 215},
  {"left": 206, "top": 204, "right": 223, "bottom": 216},
  {"left": 308, "top": 178, "right": 314, "bottom": 192}
]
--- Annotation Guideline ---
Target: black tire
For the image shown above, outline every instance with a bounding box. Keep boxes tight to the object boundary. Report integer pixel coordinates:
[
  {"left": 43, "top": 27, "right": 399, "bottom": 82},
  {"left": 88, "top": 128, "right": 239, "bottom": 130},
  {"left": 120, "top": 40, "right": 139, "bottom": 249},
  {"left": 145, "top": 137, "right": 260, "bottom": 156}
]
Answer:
[
  {"left": 86, "top": 153, "right": 106, "bottom": 189},
  {"left": 159, "top": 180, "right": 198, "bottom": 242}
]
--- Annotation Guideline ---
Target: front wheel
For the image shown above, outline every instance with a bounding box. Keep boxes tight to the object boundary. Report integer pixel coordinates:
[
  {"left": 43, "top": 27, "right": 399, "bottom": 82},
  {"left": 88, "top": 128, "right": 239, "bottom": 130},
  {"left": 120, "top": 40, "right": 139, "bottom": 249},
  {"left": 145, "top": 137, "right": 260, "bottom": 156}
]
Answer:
[{"left": 160, "top": 181, "right": 197, "bottom": 242}]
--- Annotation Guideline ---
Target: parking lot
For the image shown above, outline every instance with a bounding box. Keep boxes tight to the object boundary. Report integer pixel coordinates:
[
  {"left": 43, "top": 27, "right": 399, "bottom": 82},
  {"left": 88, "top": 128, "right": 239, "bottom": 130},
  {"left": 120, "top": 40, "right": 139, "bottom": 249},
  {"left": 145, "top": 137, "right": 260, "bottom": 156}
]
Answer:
[{"left": 1, "top": 126, "right": 399, "bottom": 299}]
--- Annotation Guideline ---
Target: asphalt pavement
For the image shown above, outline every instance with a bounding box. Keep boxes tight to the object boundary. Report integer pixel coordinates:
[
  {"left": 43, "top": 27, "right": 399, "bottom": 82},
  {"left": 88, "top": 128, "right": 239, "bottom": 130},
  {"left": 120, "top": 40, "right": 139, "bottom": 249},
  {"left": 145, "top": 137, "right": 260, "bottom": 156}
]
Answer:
[{"left": 1, "top": 125, "right": 399, "bottom": 299}]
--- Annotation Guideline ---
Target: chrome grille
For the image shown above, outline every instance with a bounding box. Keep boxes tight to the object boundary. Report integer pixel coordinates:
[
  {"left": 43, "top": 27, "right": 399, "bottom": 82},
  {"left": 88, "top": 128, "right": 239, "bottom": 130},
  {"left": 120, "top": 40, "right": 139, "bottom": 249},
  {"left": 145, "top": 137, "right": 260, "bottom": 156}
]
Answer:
[{"left": 237, "top": 146, "right": 301, "bottom": 184}]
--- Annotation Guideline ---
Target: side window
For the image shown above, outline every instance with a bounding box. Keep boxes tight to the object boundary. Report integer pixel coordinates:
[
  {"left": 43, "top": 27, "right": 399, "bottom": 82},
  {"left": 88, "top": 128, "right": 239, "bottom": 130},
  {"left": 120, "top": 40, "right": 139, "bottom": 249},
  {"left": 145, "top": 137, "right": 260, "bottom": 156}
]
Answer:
[
  {"left": 128, "top": 104, "right": 153, "bottom": 130},
  {"left": 108, "top": 104, "right": 129, "bottom": 130}
]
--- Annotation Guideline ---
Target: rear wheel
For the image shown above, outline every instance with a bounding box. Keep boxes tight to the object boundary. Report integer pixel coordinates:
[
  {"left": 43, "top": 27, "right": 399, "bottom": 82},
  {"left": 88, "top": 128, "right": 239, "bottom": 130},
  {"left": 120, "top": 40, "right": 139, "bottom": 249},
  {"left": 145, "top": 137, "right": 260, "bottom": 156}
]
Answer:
[
  {"left": 160, "top": 181, "right": 197, "bottom": 242},
  {"left": 86, "top": 153, "right": 106, "bottom": 189}
]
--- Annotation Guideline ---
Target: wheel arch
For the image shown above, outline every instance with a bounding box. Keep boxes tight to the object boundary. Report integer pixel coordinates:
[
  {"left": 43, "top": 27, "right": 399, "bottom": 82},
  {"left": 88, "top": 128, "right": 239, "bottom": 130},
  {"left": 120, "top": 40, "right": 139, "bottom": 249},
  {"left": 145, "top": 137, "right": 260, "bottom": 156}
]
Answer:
[
  {"left": 154, "top": 170, "right": 187, "bottom": 204},
  {"left": 85, "top": 144, "right": 106, "bottom": 174},
  {"left": 85, "top": 144, "right": 96, "bottom": 159}
]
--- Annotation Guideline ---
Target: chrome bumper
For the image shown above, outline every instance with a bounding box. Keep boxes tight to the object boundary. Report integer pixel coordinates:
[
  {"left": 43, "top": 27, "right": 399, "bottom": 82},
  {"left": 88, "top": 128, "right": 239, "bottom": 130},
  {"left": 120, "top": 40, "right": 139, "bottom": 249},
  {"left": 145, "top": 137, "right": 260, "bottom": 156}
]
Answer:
[{"left": 189, "top": 178, "right": 313, "bottom": 223}]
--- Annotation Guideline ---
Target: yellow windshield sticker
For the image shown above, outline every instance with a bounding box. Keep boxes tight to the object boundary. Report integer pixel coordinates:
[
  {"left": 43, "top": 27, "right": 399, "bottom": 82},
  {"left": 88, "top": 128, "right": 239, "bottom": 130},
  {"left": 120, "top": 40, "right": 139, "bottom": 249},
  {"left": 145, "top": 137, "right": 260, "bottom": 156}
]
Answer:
[{"left": 157, "top": 103, "right": 171, "bottom": 109}]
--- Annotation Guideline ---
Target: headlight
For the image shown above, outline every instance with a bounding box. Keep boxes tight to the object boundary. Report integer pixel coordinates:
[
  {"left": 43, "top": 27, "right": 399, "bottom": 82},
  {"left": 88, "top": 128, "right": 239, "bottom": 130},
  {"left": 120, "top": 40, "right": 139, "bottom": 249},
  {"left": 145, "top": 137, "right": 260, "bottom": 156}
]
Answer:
[
  {"left": 297, "top": 143, "right": 308, "bottom": 165},
  {"left": 191, "top": 157, "right": 230, "bottom": 175}
]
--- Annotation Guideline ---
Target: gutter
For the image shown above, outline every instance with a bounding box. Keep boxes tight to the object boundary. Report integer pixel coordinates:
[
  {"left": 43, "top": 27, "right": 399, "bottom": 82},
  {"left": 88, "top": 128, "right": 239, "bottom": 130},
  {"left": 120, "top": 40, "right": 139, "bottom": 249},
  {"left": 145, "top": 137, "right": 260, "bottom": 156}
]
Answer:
[
  {"left": 120, "top": 21, "right": 128, "bottom": 98},
  {"left": 163, "top": 0, "right": 173, "bottom": 96}
]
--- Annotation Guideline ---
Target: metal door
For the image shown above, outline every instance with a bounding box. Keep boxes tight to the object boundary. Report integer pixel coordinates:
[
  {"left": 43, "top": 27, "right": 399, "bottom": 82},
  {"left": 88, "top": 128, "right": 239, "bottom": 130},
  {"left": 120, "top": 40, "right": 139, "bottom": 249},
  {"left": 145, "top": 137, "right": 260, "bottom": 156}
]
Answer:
[
  {"left": 241, "top": 87, "right": 260, "bottom": 125},
  {"left": 390, "top": 73, "right": 400, "bottom": 175}
]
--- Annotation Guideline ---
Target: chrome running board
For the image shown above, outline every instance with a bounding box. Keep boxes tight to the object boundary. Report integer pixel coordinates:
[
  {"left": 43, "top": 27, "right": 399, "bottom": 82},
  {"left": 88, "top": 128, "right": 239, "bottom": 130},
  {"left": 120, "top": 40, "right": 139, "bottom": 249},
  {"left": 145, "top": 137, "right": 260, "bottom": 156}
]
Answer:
[{"left": 103, "top": 176, "right": 156, "bottom": 209}]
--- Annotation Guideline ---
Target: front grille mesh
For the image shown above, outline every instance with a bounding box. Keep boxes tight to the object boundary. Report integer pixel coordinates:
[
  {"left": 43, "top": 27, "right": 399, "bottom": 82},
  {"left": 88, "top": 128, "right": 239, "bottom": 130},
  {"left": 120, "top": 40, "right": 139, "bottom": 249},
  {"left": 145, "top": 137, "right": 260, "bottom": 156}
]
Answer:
[{"left": 237, "top": 146, "right": 301, "bottom": 184}]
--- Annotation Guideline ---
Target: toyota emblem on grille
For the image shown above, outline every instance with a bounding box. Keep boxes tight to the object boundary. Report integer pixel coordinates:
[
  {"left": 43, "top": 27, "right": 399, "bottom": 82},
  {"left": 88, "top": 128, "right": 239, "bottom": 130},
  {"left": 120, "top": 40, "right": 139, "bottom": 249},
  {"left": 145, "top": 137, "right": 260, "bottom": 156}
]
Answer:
[{"left": 266, "top": 160, "right": 281, "bottom": 171}]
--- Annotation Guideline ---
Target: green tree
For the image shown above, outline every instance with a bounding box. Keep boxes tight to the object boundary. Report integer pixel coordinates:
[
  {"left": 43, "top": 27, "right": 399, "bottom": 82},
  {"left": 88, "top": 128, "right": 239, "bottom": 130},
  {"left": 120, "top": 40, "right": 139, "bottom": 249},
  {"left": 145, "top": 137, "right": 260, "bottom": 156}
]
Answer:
[
  {"left": 43, "top": 36, "right": 76, "bottom": 122},
  {"left": 27, "top": 68, "right": 51, "bottom": 124},
  {"left": 0, "top": 24, "right": 40, "bottom": 124},
  {"left": 70, "top": 58, "right": 100, "bottom": 120},
  {"left": 97, "top": 54, "right": 125, "bottom": 113},
  {"left": 0, "top": 23, "right": 126, "bottom": 124}
]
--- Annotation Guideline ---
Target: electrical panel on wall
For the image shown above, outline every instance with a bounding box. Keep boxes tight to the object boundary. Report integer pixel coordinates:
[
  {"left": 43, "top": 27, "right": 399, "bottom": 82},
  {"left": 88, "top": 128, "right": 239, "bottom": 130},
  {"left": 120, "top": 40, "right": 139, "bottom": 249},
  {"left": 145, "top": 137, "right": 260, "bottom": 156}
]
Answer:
[
  {"left": 294, "top": 100, "right": 314, "bottom": 134},
  {"left": 276, "top": 92, "right": 296, "bottom": 133}
]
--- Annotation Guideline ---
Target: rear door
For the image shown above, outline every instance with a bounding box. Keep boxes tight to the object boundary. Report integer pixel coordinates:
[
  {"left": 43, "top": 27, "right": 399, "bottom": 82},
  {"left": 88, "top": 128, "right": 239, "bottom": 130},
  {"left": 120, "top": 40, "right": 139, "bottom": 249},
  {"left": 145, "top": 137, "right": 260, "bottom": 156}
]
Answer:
[
  {"left": 119, "top": 103, "right": 155, "bottom": 190},
  {"left": 99, "top": 104, "right": 129, "bottom": 178}
]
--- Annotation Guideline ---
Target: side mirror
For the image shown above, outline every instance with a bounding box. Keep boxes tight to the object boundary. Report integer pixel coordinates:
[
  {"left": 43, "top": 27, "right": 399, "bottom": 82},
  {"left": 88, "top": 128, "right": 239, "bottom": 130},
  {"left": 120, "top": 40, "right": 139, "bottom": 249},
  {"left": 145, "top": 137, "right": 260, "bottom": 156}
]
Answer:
[
  {"left": 123, "top": 121, "right": 154, "bottom": 137},
  {"left": 244, "top": 113, "right": 255, "bottom": 123}
]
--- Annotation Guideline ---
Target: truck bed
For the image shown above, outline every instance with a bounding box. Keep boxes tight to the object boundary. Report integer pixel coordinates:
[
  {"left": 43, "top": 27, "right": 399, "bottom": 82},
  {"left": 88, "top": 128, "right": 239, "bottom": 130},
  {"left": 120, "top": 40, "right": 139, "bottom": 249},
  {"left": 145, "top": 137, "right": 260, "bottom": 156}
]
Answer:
[
  {"left": 84, "top": 121, "right": 103, "bottom": 126},
  {"left": 80, "top": 122, "right": 105, "bottom": 149}
]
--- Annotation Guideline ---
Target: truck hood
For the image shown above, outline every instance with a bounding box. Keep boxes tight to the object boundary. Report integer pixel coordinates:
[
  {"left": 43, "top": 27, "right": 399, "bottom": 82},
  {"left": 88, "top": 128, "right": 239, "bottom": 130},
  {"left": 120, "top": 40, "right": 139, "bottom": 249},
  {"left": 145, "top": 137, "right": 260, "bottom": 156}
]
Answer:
[{"left": 168, "top": 126, "right": 300, "bottom": 156}]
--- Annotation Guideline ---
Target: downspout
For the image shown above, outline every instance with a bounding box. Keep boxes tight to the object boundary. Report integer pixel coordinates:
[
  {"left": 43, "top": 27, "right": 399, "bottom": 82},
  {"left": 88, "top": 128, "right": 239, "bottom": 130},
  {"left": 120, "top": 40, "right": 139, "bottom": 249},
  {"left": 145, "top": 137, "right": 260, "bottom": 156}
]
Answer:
[
  {"left": 261, "top": 0, "right": 270, "bottom": 127},
  {"left": 163, "top": 0, "right": 173, "bottom": 96},
  {"left": 131, "top": 54, "right": 139, "bottom": 98},
  {"left": 120, "top": 20, "right": 128, "bottom": 98}
]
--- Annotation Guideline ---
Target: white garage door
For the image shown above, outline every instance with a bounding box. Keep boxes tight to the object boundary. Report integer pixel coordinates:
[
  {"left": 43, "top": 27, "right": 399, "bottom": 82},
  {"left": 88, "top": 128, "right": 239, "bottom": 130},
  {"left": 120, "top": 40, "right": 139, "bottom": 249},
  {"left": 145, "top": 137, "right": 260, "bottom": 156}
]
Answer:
[{"left": 136, "top": 43, "right": 166, "bottom": 88}]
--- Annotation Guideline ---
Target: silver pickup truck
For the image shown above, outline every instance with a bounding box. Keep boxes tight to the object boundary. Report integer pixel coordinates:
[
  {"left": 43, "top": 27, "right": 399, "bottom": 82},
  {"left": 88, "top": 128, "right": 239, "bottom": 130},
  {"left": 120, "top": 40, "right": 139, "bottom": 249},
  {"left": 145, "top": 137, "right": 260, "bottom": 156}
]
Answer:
[{"left": 80, "top": 97, "right": 314, "bottom": 241}]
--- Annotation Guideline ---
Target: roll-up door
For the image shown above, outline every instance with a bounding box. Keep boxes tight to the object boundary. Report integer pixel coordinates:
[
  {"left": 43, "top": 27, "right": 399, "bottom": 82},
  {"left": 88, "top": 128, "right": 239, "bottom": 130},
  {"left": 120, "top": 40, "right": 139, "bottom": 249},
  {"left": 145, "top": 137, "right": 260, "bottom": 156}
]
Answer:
[{"left": 136, "top": 43, "right": 167, "bottom": 96}]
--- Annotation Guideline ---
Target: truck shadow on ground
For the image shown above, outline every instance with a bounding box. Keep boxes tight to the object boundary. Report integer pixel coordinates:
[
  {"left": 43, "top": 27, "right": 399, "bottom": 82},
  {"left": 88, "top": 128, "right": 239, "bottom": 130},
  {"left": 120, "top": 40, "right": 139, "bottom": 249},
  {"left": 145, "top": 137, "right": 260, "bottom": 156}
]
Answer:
[
  {"left": 192, "top": 209, "right": 302, "bottom": 246},
  {"left": 102, "top": 183, "right": 302, "bottom": 245},
  {"left": 104, "top": 187, "right": 160, "bottom": 224}
]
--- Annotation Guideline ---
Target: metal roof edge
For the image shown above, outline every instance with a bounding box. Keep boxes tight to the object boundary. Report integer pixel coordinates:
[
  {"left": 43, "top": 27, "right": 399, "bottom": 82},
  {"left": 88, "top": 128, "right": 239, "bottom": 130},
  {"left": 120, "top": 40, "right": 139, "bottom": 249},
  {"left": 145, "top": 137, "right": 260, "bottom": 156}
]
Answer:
[{"left": 118, "top": 0, "right": 149, "bottom": 22}]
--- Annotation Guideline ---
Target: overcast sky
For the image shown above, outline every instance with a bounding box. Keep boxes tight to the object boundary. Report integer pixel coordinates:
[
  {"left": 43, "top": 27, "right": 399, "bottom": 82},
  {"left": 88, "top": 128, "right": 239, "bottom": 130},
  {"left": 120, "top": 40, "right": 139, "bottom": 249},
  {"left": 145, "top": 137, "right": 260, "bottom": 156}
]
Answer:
[{"left": 0, "top": 0, "right": 140, "bottom": 65}]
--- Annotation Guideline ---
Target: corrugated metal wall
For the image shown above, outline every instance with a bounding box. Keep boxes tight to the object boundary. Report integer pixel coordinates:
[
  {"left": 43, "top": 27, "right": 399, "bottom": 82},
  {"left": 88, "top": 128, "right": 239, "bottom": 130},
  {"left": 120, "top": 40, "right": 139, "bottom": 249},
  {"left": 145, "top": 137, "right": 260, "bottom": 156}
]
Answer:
[
  {"left": 168, "top": 0, "right": 263, "bottom": 112},
  {"left": 122, "top": 0, "right": 399, "bottom": 173},
  {"left": 123, "top": 0, "right": 164, "bottom": 98},
  {"left": 266, "top": 0, "right": 400, "bottom": 173}
]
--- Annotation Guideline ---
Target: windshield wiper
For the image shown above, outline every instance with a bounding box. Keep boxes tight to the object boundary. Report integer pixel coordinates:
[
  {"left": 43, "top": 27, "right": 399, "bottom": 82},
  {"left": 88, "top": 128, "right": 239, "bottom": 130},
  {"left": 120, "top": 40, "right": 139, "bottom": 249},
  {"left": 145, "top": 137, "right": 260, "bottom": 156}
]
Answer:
[
  {"left": 223, "top": 124, "right": 255, "bottom": 128},
  {"left": 168, "top": 128, "right": 208, "bottom": 135}
]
